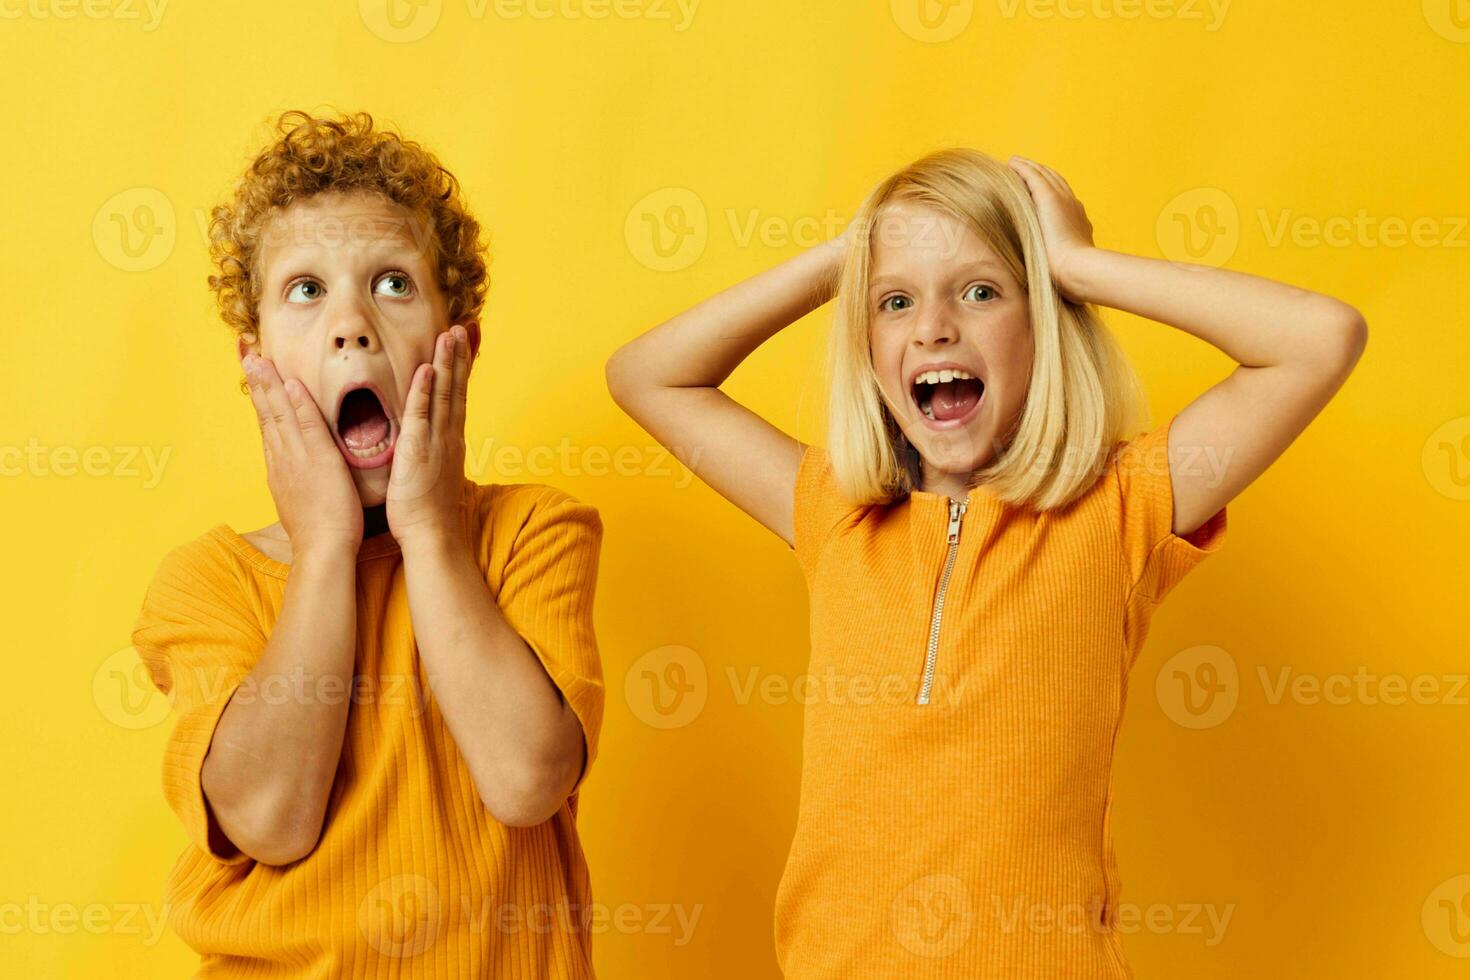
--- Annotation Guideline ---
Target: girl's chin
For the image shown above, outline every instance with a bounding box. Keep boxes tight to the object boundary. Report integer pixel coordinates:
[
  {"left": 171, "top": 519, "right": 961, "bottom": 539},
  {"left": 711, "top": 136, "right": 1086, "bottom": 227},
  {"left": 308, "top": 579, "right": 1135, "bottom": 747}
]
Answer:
[{"left": 909, "top": 425, "right": 987, "bottom": 467}]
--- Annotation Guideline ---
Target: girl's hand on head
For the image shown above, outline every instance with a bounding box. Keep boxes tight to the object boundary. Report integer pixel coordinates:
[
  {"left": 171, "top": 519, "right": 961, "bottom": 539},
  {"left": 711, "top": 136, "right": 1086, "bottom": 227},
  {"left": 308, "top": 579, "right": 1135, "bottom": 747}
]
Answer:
[
  {"left": 242, "top": 352, "right": 364, "bottom": 557},
  {"left": 386, "top": 324, "right": 471, "bottom": 550},
  {"left": 1008, "top": 156, "right": 1097, "bottom": 303}
]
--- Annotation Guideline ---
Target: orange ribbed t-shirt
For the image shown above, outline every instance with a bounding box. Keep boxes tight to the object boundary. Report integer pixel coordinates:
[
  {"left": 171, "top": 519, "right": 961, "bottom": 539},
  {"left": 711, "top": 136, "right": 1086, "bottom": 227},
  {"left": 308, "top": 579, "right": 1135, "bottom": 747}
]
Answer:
[
  {"left": 775, "top": 413, "right": 1227, "bottom": 979},
  {"left": 131, "top": 479, "right": 604, "bottom": 978}
]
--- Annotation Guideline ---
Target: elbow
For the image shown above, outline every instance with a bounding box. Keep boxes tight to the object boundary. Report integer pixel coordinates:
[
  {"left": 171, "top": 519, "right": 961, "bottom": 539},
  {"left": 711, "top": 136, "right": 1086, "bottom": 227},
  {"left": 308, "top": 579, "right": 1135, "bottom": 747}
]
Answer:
[
  {"left": 230, "top": 809, "right": 322, "bottom": 867},
  {"left": 1310, "top": 301, "right": 1368, "bottom": 379},
  {"left": 604, "top": 345, "right": 640, "bottom": 411},
  {"left": 1331, "top": 305, "right": 1368, "bottom": 371},
  {"left": 242, "top": 834, "right": 318, "bottom": 868},
  {"left": 202, "top": 764, "right": 321, "bottom": 866},
  {"left": 476, "top": 758, "right": 579, "bottom": 829}
]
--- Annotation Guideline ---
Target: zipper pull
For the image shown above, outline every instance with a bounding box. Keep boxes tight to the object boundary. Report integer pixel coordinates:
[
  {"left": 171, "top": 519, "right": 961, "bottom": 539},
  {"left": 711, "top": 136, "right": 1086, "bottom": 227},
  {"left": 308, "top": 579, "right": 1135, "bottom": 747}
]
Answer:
[{"left": 947, "top": 498, "right": 966, "bottom": 543}]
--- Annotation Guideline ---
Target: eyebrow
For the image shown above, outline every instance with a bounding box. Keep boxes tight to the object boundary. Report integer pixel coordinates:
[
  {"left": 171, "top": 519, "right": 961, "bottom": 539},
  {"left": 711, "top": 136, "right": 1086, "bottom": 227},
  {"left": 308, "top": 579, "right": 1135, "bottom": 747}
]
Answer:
[{"left": 869, "top": 261, "right": 1007, "bottom": 292}]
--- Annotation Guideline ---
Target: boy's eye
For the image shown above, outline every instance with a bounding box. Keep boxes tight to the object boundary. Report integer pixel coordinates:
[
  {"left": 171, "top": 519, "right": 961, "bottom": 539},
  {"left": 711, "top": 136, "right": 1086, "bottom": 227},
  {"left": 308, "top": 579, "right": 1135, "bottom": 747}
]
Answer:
[
  {"left": 375, "top": 273, "right": 413, "bottom": 297},
  {"left": 285, "top": 279, "right": 322, "bottom": 303},
  {"left": 963, "top": 284, "right": 996, "bottom": 302},
  {"left": 879, "top": 294, "right": 913, "bottom": 313}
]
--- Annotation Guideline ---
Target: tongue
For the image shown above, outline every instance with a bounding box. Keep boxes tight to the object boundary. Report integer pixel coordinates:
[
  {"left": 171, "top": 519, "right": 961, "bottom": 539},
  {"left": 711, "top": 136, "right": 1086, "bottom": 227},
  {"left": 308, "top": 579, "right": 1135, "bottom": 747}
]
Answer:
[
  {"left": 340, "top": 402, "right": 390, "bottom": 451},
  {"left": 930, "top": 379, "right": 982, "bottom": 422}
]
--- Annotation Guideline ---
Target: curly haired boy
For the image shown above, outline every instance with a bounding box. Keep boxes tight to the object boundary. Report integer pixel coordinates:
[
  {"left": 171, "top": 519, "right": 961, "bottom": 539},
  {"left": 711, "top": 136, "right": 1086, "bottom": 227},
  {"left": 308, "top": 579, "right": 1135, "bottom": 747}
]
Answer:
[{"left": 131, "top": 110, "right": 604, "bottom": 978}]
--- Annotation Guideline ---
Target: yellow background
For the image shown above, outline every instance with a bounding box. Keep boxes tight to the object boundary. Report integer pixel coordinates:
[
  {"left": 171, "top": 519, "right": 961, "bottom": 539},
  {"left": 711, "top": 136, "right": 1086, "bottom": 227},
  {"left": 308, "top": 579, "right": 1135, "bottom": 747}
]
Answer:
[{"left": 3, "top": 1, "right": 1467, "bottom": 976}]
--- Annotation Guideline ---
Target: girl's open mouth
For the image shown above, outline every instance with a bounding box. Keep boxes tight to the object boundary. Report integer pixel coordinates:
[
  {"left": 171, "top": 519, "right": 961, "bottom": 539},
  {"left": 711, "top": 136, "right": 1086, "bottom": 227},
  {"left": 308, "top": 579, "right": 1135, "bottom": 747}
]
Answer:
[
  {"left": 911, "top": 369, "right": 985, "bottom": 429},
  {"left": 334, "top": 386, "right": 398, "bottom": 469}
]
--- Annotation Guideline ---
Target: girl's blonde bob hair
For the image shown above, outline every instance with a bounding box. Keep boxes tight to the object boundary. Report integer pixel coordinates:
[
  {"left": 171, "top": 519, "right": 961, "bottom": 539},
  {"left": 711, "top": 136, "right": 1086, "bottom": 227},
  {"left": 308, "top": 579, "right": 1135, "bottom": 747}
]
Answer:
[{"left": 825, "top": 148, "right": 1144, "bottom": 512}]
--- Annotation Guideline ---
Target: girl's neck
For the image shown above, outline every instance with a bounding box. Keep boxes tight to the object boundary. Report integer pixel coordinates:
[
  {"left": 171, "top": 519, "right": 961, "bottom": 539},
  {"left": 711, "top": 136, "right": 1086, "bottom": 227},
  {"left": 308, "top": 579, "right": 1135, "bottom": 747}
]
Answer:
[{"left": 917, "top": 464, "right": 977, "bottom": 503}]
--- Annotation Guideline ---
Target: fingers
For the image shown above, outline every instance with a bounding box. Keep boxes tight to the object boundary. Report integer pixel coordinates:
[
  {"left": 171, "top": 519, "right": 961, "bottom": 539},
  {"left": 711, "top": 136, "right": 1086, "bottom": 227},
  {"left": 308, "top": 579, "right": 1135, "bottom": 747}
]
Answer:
[
  {"left": 430, "top": 328, "right": 456, "bottom": 436},
  {"left": 283, "top": 375, "right": 339, "bottom": 456},
  {"left": 243, "top": 354, "right": 284, "bottom": 462},
  {"left": 250, "top": 357, "right": 310, "bottom": 460},
  {"left": 449, "top": 325, "right": 469, "bottom": 435},
  {"left": 400, "top": 358, "right": 434, "bottom": 454},
  {"left": 1010, "top": 156, "right": 1072, "bottom": 199}
]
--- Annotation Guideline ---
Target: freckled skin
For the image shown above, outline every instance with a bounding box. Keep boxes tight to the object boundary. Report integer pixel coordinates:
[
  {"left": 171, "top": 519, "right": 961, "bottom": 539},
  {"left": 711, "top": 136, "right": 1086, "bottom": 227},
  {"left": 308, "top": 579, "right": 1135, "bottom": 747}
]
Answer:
[
  {"left": 236, "top": 190, "right": 480, "bottom": 554},
  {"left": 867, "top": 201, "right": 1034, "bottom": 498}
]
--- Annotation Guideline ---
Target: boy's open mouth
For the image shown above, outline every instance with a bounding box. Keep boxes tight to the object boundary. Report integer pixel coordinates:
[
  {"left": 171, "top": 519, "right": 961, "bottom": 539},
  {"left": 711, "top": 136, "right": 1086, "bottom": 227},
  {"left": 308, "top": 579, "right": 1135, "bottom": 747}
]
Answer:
[
  {"left": 334, "top": 384, "right": 398, "bottom": 469},
  {"left": 910, "top": 367, "right": 985, "bottom": 426}
]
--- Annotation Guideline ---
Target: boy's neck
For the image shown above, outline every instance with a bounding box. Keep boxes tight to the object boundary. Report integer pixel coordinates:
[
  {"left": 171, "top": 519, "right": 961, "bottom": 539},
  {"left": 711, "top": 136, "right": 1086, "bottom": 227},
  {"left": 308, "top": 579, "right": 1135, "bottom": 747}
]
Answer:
[{"left": 363, "top": 503, "right": 390, "bottom": 541}]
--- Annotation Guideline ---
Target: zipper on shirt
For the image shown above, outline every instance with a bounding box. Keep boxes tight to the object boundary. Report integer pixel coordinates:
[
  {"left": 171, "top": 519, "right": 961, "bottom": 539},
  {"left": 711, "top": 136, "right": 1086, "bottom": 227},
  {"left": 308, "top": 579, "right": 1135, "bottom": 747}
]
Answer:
[{"left": 917, "top": 497, "right": 967, "bottom": 706}]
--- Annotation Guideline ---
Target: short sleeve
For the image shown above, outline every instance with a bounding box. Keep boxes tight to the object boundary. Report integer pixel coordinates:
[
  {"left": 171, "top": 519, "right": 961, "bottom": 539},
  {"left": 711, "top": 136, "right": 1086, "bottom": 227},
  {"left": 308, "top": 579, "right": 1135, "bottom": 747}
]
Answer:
[
  {"left": 789, "top": 443, "right": 857, "bottom": 580},
  {"left": 1113, "top": 412, "right": 1228, "bottom": 604},
  {"left": 131, "top": 540, "right": 263, "bottom": 866},
  {"left": 495, "top": 491, "right": 606, "bottom": 793}
]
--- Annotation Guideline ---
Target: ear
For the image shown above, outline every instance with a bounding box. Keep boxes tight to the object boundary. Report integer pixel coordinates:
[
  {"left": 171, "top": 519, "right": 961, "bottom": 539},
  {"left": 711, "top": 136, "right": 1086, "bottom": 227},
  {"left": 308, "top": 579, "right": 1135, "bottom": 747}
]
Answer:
[
  {"left": 461, "top": 321, "right": 482, "bottom": 362},
  {"left": 236, "top": 331, "right": 258, "bottom": 364}
]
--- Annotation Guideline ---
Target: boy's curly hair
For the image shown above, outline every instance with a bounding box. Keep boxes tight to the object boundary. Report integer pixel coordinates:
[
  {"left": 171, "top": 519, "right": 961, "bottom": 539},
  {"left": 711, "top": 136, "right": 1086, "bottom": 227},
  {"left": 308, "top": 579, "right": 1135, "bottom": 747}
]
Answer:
[{"left": 208, "top": 109, "right": 488, "bottom": 343}]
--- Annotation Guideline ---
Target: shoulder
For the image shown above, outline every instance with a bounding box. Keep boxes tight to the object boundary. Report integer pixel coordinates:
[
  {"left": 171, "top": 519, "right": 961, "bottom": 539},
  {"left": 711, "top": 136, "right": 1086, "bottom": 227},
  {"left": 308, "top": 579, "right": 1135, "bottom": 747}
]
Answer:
[
  {"left": 469, "top": 480, "right": 603, "bottom": 554},
  {"left": 145, "top": 526, "right": 257, "bottom": 596},
  {"left": 473, "top": 480, "right": 600, "bottom": 525},
  {"left": 792, "top": 443, "right": 870, "bottom": 575},
  {"left": 132, "top": 529, "right": 267, "bottom": 675}
]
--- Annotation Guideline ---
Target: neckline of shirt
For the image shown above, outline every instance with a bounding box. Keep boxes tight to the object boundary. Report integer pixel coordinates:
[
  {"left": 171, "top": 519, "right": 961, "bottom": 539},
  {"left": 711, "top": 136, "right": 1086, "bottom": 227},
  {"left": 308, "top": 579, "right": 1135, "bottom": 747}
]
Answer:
[{"left": 212, "top": 524, "right": 403, "bottom": 579}]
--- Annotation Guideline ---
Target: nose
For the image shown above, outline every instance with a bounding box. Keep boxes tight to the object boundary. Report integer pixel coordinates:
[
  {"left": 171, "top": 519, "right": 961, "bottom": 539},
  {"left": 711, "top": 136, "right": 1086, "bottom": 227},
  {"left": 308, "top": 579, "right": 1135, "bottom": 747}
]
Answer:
[
  {"left": 910, "top": 299, "right": 958, "bottom": 349},
  {"left": 327, "top": 296, "right": 382, "bottom": 354}
]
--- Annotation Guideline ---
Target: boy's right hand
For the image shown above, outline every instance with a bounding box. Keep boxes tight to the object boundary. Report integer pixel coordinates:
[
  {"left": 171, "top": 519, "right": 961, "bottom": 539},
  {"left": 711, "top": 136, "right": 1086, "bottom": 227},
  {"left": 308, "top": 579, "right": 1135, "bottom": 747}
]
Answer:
[{"left": 243, "top": 353, "right": 363, "bottom": 557}]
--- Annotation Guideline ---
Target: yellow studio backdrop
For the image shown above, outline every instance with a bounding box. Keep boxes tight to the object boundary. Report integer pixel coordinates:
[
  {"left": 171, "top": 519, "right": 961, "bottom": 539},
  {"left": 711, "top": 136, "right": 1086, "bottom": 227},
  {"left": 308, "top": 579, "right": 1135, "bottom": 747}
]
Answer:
[{"left": 2, "top": 1, "right": 1466, "bottom": 976}]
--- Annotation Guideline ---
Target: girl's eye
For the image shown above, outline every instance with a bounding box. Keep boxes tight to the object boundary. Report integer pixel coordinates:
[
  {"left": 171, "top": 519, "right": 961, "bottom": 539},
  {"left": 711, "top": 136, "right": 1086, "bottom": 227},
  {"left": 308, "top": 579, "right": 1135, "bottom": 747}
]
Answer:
[
  {"left": 964, "top": 284, "right": 997, "bottom": 302},
  {"left": 375, "top": 273, "right": 413, "bottom": 298},
  {"left": 879, "top": 294, "right": 913, "bottom": 313},
  {"left": 285, "top": 279, "right": 322, "bottom": 303}
]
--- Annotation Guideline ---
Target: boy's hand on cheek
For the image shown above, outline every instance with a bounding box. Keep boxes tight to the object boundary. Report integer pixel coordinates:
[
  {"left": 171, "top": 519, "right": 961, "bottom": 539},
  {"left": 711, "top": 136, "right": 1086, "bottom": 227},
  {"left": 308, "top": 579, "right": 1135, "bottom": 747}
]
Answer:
[
  {"left": 387, "top": 325, "right": 471, "bottom": 550},
  {"left": 244, "top": 352, "right": 364, "bottom": 556}
]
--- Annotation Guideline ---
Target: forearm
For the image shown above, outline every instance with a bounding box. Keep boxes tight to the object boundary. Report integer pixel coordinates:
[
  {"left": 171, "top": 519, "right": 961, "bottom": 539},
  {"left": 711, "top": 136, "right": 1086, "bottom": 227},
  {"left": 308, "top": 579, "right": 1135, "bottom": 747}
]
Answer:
[
  {"left": 201, "top": 545, "right": 357, "bottom": 865},
  {"left": 400, "top": 533, "right": 583, "bottom": 828},
  {"left": 608, "top": 238, "right": 843, "bottom": 394},
  {"left": 1063, "top": 247, "right": 1366, "bottom": 371}
]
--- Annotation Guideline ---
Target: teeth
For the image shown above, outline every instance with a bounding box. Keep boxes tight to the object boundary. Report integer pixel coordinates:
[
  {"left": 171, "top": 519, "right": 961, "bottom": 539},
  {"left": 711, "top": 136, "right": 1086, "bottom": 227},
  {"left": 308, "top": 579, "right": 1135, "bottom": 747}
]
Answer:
[
  {"left": 344, "top": 424, "right": 393, "bottom": 458},
  {"left": 914, "top": 368, "right": 974, "bottom": 385}
]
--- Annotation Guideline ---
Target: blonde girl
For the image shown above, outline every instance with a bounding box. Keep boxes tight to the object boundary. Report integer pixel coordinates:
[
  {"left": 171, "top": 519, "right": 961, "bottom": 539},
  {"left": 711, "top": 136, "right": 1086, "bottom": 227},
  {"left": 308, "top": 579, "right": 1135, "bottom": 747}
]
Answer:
[{"left": 606, "top": 149, "right": 1365, "bottom": 978}]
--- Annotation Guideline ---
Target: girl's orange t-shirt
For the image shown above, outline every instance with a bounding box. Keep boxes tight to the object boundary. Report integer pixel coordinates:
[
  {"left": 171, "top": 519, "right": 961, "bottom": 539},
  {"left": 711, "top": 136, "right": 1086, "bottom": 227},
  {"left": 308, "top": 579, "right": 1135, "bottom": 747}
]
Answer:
[
  {"left": 131, "top": 479, "right": 604, "bottom": 978},
  {"left": 776, "top": 413, "right": 1228, "bottom": 979}
]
